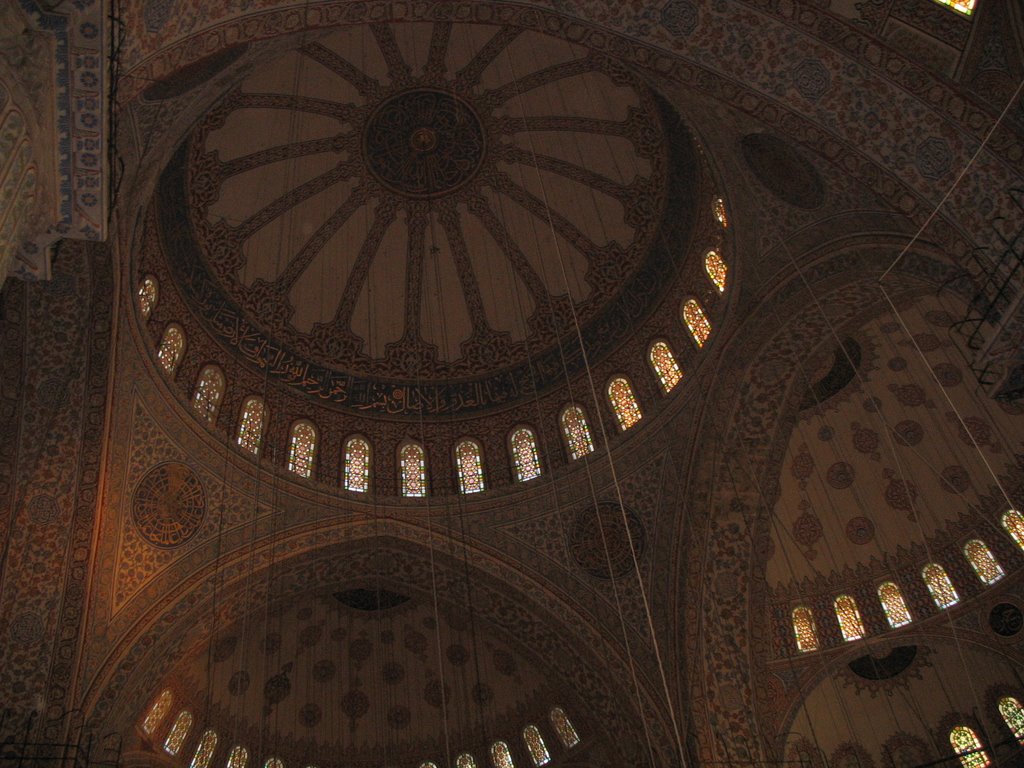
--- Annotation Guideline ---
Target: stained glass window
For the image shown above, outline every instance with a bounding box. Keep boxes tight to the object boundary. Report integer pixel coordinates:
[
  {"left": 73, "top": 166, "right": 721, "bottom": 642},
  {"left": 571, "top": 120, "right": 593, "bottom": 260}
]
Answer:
[
  {"left": 705, "top": 250, "right": 727, "bottom": 293},
  {"left": 550, "top": 707, "right": 580, "bottom": 748},
  {"left": 158, "top": 324, "right": 186, "bottom": 375},
  {"left": 877, "top": 582, "right": 912, "bottom": 628},
  {"left": 792, "top": 606, "right": 818, "bottom": 652},
  {"left": 950, "top": 726, "right": 989, "bottom": 768},
  {"left": 923, "top": 563, "right": 959, "bottom": 609},
  {"left": 491, "top": 741, "right": 514, "bottom": 768},
  {"left": 420, "top": 762, "right": 439, "bottom": 768},
  {"left": 931, "top": 0, "right": 974, "bottom": 16},
  {"left": 510, "top": 427, "right": 542, "bottom": 482},
  {"left": 192, "top": 365, "right": 225, "bottom": 423},
  {"left": 649, "top": 341, "right": 682, "bottom": 393},
  {"left": 999, "top": 696, "right": 1024, "bottom": 744},
  {"left": 1003, "top": 509, "right": 1024, "bottom": 550},
  {"left": 164, "top": 710, "right": 193, "bottom": 756},
  {"left": 834, "top": 595, "right": 865, "bottom": 641},
  {"left": 457, "top": 755, "right": 476, "bottom": 768},
  {"left": 142, "top": 689, "right": 173, "bottom": 735},
  {"left": 226, "top": 745, "right": 249, "bottom": 768},
  {"left": 713, "top": 197, "right": 728, "bottom": 227},
  {"left": 139, "top": 276, "right": 158, "bottom": 319},
  {"left": 682, "top": 299, "right": 711, "bottom": 348},
  {"left": 344, "top": 436, "right": 371, "bottom": 492},
  {"left": 189, "top": 730, "right": 218, "bottom": 768},
  {"left": 287, "top": 420, "right": 317, "bottom": 478},
  {"left": 237, "top": 397, "right": 266, "bottom": 455},
  {"left": 264, "top": 759, "right": 283, "bottom": 768},
  {"left": 400, "top": 442, "right": 427, "bottom": 497},
  {"left": 456, "top": 439, "right": 486, "bottom": 494},
  {"left": 561, "top": 405, "right": 594, "bottom": 460},
  {"left": 523, "top": 726, "right": 550, "bottom": 767},
  {"left": 964, "top": 539, "right": 1004, "bottom": 585},
  {"left": 608, "top": 377, "right": 642, "bottom": 431}
]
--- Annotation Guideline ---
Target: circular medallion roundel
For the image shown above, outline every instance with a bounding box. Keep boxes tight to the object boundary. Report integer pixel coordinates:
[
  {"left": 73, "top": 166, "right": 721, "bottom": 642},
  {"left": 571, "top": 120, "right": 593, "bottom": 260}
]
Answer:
[
  {"left": 132, "top": 462, "right": 206, "bottom": 548},
  {"left": 364, "top": 89, "right": 485, "bottom": 198},
  {"left": 569, "top": 501, "right": 646, "bottom": 579}
]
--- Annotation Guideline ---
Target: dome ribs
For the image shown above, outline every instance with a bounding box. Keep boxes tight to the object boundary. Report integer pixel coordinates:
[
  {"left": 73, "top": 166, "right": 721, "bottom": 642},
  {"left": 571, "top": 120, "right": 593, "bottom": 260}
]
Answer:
[
  {"left": 499, "top": 144, "right": 633, "bottom": 204},
  {"left": 300, "top": 41, "right": 381, "bottom": 100},
  {"left": 424, "top": 21, "right": 453, "bottom": 83},
  {"left": 453, "top": 25, "right": 523, "bottom": 90},
  {"left": 218, "top": 134, "right": 352, "bottom": 180},
  {"left": 437, "top": 200, "right": 491, "bottom": 338},
  {"left": 370, "top": 22, "right": 413, "bottom": 88},
  {"left": 480, "top": 55, "right": 595, "bottom": 111},
  {"left": 328, "top": 197, "right": 399, "bottom": 330}
]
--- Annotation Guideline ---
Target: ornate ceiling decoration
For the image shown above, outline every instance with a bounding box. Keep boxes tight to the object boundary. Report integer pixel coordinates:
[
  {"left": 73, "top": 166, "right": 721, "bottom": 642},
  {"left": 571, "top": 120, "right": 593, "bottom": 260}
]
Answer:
[{"left": 152, "top": 22, "right": 700, "bottom": 417}]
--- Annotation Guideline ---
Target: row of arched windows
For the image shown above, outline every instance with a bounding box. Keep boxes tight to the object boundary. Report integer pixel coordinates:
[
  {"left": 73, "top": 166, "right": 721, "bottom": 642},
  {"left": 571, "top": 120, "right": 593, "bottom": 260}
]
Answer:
[
  {"left": 793, "top": 514, "right": 1024, "bottom": 652},
  {"left": 139, "top": 199, "right": 730, "bottom": 494},
  {"left": 141, "top": 690, "right": 578, "bottom": 768},
  {"left": 949, "top": 698, "right": 1024, "bottom": 768}
]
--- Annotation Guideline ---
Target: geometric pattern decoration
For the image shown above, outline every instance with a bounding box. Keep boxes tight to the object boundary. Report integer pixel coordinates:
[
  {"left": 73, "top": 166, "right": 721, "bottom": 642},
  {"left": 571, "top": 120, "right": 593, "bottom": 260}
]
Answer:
[
  {"left": 682, "top": 299, "right": 711, "bottom": 348},
  {"left": 226, "top": 745, "right": 249, "bottom": 768},
  {"left": 456, "top": 755, "right": 476, "bottom": 768},
  {"left": 877, "top": 582, "right": 912, "bottom": 628},
  {"left": 343, "top": 436, "right": 371, "bottom": 493},
  {"left": 923, "top": 563, "right": 959, "bottom": 609},
  {"left": 287, "top": 420, "right": 317, "bottom": 479},
  {"left": 607, "top": 377, "right": 642, "bottom": 431},
  {"left": 834, "top": 595, "right": 865, "bottom": 642},
  {"left": 455, "top": 439, "right": 485, "bottom": 494},
  {"left": 157, "top": 324, "right": 186, "bottom": 375},
  {"left": 1003, "top": 509, "right": 1024, "bottom": 551},
  {"left": 141, "top": 689, "right": 173, "bottom": 735},
  {"left": 648, "top": 340, "right": 682, "bottom": 393},
  {"left": 792, "top": 606, "right": 818, "bottom": 652},
  {"left": 491, "top": 741, "right": 515, "bottom": 768},
  {"left": 704, "top": 250, "right": 727, "bottom": 293},
  {"left": 132, "top": 464, "right": 206, "bottom": 548},
  {"left": 191, "top": 365, "right": 224, "bottom": 424},
  {"left": 189, "top": 730, "right": 218, "bottom": 768},
  {"left": 999, "top": 696, "right": 1024, "bottom": 744},
  {"left": 509, "top": 427, "right": 542, "bottom": 482},
  {"left": 139, "top": 276, "right": 158, "bottom": 319},
  {"left": 400, "top": 442, "right": 427, "bottom": 498},
  {"left": 949, "top": 726, "right": 989, "bottom": 768},
  {"left": 932, "top": 0, "right": 975, "bottom": 15},
  {"left": 236, "top": 397, "right": 266, "bottom": 456},
  {"left": 963, "top": 539, "right": 1004, "bottom": 585},
  {"left": 163, "top": 710, "right": 193, "bottom": 756},
  {"left": 568, "top": 502, "right": 646, "bottom": 580},
  {"left": 550, "top": 707, "right": 580, "bottom": 748},
  {"left": 713, "top": 197, "right": 728, "bottom": 228},
  {"left": 523, "top": 725, "right": 550, "bottom": 767},
  {"left": 560, "top": 405, "right": 594, "bottom": 460}
]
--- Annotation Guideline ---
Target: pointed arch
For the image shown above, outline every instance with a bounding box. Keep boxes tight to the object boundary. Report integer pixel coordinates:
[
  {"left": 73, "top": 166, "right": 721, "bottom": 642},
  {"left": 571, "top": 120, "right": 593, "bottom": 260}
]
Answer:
[
  {"left": 164, "top": 710, "right": 193, "bottom": 756},
  {"left": 264, "top": 759, "right": 284, "bottom": 768},
  {"left": 138, "top": 275, "right": 158, "bottom": 319},
  {"left": 923, "top": 563, "right": 959, "bottom": 609},
  {"left": 1003, "top": 509, "right": 1024, "bottom": 550},
  {"left": 550, "top": 707, "right": 580, "bottom": 748},
  {"left": 949, "top": 726, "right": 990, "bottom": 768},
  {"left": 713, "top": 197, "right": 728, "bottom": 227},
  {"left": 704, "top": 250, "right": 727, "bottom": 293},
  {"left": 682, "top": 299, "right": 711, "bottom": 348},
  {"left": 792, "top": 606, "right": 818, "bottom": 652},
  {"left": 523, "top": 725, "right": 551, "bottom": 767},
  {"left": 877, "top": 582, "right": 912, "bottom": 628},
  {"left": 491, "top": 741, "right": 515, "bottom": 768},
  {"left": 400, "top": 441, "right": 427, "bottom": 497},
  {"left": 607, "top": 376, "right": 642, "bottom": 430},
  {"left": 456, "top": 755, "right": 477, "bottom": 768},
  {"left": 189, "top": 729, "right": 218, "bottom": 768},
  {"left": 509, "top": 426, "right": 542, "bottom": 482},
  {"left": 192, "top": 364, "right": 225, "bottom": 423},
  {"left": 157, "top": 323, "right": 186, "bottom": 375},
  {"left": 455, "top": 438, "right": 486, "bottom": 494},
  {"left": 141, "top": 689, "right": 173, "bottom": 735},
  {"left": 648, "top": 340, "right": 682, "bottom": 393},
  {"left": 287, "top": 419, "right": 317, "bottom": 478},
  {"left": 560, "top": 405, "right": 593, "bottom": 460},
  {"left": 999, "top": 696, "right": 1024, "bottom": 744},
  {"left": 834, "top": 595, "right": 865, "bottom": 641},
  {"left": 237, "top": 396, "right": 266, "bottom": 455},
  {"left": 964, "top": 539, "right": 1004, "bottom": 585},
  {"left": 226, "top": 745, "right": 249, "bottom": 768},
  {"left": 343, "top": 435, "right": 371, "bottom": 492}
]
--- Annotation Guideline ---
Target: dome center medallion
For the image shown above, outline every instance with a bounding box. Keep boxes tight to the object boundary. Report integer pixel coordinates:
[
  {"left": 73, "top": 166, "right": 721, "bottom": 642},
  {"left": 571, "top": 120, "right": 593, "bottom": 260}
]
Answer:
[{"left": 364, "top": 89, "right": 485, "bottom": 197}]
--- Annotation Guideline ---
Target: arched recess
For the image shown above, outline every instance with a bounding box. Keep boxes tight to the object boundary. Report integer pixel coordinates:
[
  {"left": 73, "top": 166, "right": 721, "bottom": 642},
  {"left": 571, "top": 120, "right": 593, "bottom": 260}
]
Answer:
[{"left": 81, "top": 533, "right": 673, "bottom": 768}]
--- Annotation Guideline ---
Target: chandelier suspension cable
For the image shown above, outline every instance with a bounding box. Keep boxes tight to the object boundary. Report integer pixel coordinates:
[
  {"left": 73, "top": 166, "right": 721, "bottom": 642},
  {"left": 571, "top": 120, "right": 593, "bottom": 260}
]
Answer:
[
  {"left": 501, "top": 47, "right": 686, "bottom": 766},
  {"left": 780, "top": 240, "right": 992, "bottom": 735}
]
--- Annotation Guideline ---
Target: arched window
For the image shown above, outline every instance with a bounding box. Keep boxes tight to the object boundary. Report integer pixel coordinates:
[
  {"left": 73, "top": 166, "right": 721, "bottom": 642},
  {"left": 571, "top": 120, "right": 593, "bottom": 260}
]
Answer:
[
  {"left": 964, "top": 539, "right": 1004, "bottom": 585},
  {"left": 949, "top": 726, "right": 990, "bottom": 768},
  {"left": 999, "top": 696, "right": 1024, "bottom": 744},
  {"left": 1003, "top": 509, "right": 1024, "bottom": 550},
  {"left": 608, "top": 377, "right": 642, "bottom": 431},
  {"left": 264, "top": 759, "right": 283, "bottom": 768},
  {"left": 237, "top": 397, "right": 266, "bottom": 455},
  {"left": 287, "top": 420, "right": 317, "bottom": 478},
  {"left": 561, "top": 405, "right": 594, "bottom": 460},
  {"left": 189, "top": 730, "right": 218, "bottom": 768},
  {"left": 550, "top": 707, "right": 580, "bottom": 748},
  {"left": 138, "top": 276, "right": 158, "bottom": 319},
  {"left": 792, "top": 606, "right": 818, "bottom": 652},
  {"left": 713, "top": 197, "right": 728, "bottom": 228},
  {"left": 877, "top": 582, "right": 912, "bottom": 628},
  {"left": 834, "top": 595, "right": 865, "bottom": 641},
  {"left": 933, "top": 1, "right": 975, "bottom": 17},
  {"left": 923, "top": 563, "right": 959, "bottom": 609},
  {"left": 343, "top": 436, "right": 371, "bottom": 493},
  {"left": 523, "top": 726, "right": 551, "bottom": 767},
  {"left": 192, "top": 365, "right": 225, "bottom": 423},
  {"left": 682, "top": 299, "right": 711, "bottom": 348},
  {"left": 648, "top": 341, "right": 682, "bottom": 393},
  {"left": 164, "top": 710, "right": 193, "bottom": 756},
  {"left": 158, "top": 324, "right": 186, "bottom": 375},
  {"left": 141, "top": 689, "right": 173, "bottom": 735},
  {"left": 491, "top": 741, "right": 515, "bottom": 768},
  {"left": 510, "top": 427, "right": 542, "bottom": 482},
  {"left": 400, "top": 442, "right": 427, "bottom": 497},
  {"left": 704, "top": 250, "right": 727, "bottom": 293},
  {"left": 455, "top": 439, "right": 486, "bottom": 494},
  {"left": 226, "top": 745, "right": 249, "bottom": 768},
  {"left": 457, "top": 755, "right": 476, "bottom": 768},
  {"left": 420, "top": 763, "right": 439, "bottom": 768}
]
